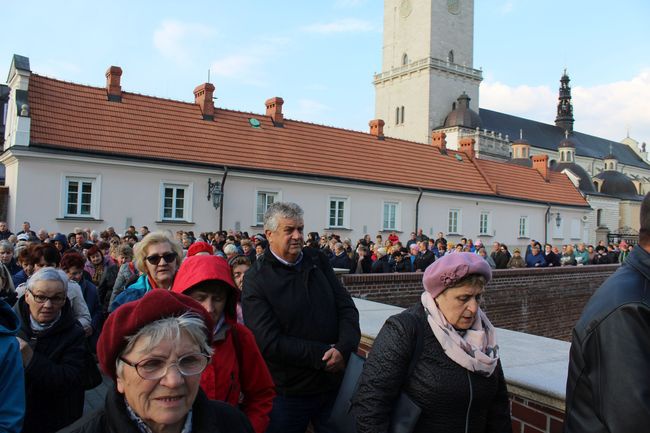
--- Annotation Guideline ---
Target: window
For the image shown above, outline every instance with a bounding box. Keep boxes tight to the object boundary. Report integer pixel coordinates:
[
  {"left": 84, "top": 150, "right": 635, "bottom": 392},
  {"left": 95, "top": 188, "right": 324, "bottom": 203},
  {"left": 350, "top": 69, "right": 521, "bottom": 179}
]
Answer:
[
  {"left": 596, "top": 209, "right": 603, "bottom": 226},
  {"left": 256, "top": 191, "right": 279, "bottom": 225},
  {"left": 383, "top": 201, "right": 400, "bottom": 231},
  {"left": 402, "top": 53, "right": 409, "bottom": 65},
  {"left": 62, "top": 175, "right": 101, "bottom": 219},
  {"left": 518, "top": 216, "right": 529, "bottom": 238},
  {"left": 160, "top": 183, "right": 192, "bottom": 221},
  {"left": 479, "top": 211, "right": 490, "bottom": 235},
  {"left": 448, "top": 50, "right": 454, "bottom": 63},
  {"left": 395, "top": 106, "right": 405, "bottom": 125},
  {"left": 448, "top": 209, "right": 460, "bottom": 234},
  {"left": 328, "top": 197, "right": 349, "bottom": 228}
]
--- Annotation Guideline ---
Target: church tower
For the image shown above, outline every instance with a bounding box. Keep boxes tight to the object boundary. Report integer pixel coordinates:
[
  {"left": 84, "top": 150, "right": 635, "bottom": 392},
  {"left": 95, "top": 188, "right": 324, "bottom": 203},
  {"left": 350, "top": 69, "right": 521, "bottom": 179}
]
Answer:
[
  {"left": 555, "top": 70, "right": 574, "bottom": 133},
  {"left": 374, "top": 0, "right": 483, "bottom": 144}
]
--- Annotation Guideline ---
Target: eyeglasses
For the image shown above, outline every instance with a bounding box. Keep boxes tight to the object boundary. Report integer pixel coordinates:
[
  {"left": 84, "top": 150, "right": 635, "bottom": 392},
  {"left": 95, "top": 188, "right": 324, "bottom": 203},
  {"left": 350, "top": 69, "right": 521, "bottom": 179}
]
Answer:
[
  {"left": 145, "top": 252, "right": 178, "bottom": 266},
  {"left": 119, "top": 352, "right": 210, "bottom": 381},
  {"left": 27, "top": 288, "right": 66, "bottom": 305}
]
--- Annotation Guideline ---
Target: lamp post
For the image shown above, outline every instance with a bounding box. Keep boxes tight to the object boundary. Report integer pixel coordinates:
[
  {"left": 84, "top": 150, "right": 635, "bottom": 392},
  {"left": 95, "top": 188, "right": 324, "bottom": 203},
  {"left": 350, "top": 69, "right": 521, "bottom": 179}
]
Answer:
[
  {"left": 555, "top": 212, "right": 562, "bottom": 228},
  {"left": 207, "top": 178, "right": 222, "bottom": 209}
]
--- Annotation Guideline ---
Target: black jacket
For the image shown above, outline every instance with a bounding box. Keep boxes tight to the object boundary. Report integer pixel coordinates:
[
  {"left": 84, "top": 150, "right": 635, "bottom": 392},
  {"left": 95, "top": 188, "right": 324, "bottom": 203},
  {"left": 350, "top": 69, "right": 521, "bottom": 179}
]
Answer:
[
  {"left": 242, "top": 247, "right": 360, "bottom": 396},
  {"left": 15, "top": 297, "right": 88, "bottom": 433},
  {"left": 394, "top": 259, "right": 413, "bottom": 273},
  {"left": 330, "top": 252, "right": 352, "bottom": 270},
  {"left": 413, "top": 250, "right": 435, "bottom": 271},
  {"left": 543, "top": 251, "right": 561, "bottom": 267},
  {"left": 565, "top": 245, "right": 650, "bottom": 433},
  {"left": 371, "top": 255, "right": 392, "bottom": 273},
  {"left": 57, "top": 387, "right": 253, "bottom": 433},
  {"left": 492, "top": 251, "right": 511, "bottom": 269},
  {"left": 350, "top": 254, "right": 372, "bottom": 274},
  {"left": 352, "top": 304, "right": 511, "bottom": 433}
]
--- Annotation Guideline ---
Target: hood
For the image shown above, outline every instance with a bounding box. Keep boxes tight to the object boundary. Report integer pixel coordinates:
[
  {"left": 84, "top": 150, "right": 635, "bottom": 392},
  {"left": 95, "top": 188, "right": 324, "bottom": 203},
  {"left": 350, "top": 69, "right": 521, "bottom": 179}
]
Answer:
[
  {"left": 171, "top": 255, "right": 238, "bottom": 320},
  {"left": 52, "top": 233, "right": 69, "bottom": 249},
  {"left": 0, "top": 299, "right": 19, "bottom": 336},
  {"left": 171, "top": 255, "right": 236, "bottom": 294}
]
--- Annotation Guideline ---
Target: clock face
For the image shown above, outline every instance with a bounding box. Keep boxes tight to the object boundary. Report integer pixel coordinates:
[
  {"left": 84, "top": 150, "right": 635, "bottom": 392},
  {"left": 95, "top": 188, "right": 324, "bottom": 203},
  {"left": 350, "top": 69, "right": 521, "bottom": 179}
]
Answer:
[
  {"left": 448, "top": 0, "right": 460, "bottom": 15},
  {"left": 399, "top": 0, "right": 412, "bottom": 18}
]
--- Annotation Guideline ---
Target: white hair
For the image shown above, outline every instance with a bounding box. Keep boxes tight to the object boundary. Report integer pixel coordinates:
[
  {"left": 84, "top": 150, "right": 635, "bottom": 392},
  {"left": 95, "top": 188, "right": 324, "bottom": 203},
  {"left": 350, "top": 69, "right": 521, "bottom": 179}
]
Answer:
[
  {"left": 264, "top": 202, "right": 304, "bottom": 232},
  {"left": 223, "top": 244, "right": 239, "bottom": 256},
  {"left": 26, "top": 267, "right": 68, "bottom": 293}
]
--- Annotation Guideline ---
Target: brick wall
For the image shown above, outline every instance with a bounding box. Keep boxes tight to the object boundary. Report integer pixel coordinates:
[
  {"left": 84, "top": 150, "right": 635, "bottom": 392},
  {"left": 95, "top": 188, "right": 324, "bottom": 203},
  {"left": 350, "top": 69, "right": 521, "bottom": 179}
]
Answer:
[
  {"left": 510, "top": 395, "right": 564, "bottom": 433},
  {"left": 341, "top": 264, "right": 619, "bottom": 341}
]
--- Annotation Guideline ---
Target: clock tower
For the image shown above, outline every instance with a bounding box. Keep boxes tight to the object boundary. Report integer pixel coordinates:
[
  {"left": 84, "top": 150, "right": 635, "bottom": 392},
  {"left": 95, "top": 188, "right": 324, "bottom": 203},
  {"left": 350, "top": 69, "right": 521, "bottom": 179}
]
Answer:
[{"left": 374, "top": 0, "right": 483, "bottom": 144}]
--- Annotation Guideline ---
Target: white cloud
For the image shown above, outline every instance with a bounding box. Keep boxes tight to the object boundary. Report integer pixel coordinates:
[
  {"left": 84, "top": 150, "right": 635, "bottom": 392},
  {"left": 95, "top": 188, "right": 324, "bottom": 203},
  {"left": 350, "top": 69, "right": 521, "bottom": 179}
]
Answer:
[
  {"left": 301, "top": 18, "right": 374, "bottom": 34},
  {"left": 153, "top": 20, "right": 216, "bottom": 64},
  {"left": 209, "top": 38, "right": 290, "bottom": 86},
  {"left": 289, "top": 99, "right": 332, "bottom": 120},
  {"left": 210, "top": 54, "right": 259, "bottom": 78},
  {"left": 480, "top": 70, "right": 650, "bottom": 143}
]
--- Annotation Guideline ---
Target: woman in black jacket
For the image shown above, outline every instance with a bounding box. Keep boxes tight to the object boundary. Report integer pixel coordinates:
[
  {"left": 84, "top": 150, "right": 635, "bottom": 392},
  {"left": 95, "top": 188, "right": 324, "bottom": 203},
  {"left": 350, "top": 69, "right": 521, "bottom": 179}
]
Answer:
[
  {"left": 14, "top": 267, "right": 89, "bottom": 433},
  {"left": 352, "top": 253, "right": 511, "bottom": 433}
]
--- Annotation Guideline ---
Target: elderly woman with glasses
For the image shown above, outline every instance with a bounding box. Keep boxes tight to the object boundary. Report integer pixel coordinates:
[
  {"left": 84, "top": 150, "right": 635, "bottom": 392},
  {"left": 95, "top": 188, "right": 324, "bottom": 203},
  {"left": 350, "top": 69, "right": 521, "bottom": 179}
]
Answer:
[
  {"left": 109, "top": 231, "right": 182, "bottom": 313},
  {"left": 59, "top": 289, "right": 253, "bottom": 433},
  {"left": 14, "top": 267, "right": 91, "bottom": 433}
]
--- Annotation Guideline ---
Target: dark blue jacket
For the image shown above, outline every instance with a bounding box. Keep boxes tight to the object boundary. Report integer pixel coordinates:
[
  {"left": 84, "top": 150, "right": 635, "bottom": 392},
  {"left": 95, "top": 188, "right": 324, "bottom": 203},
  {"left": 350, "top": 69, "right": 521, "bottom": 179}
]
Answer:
[
  {"left": 526, "top": 253, "right": 546, "bottom": 268},
  {"left": 78, "top": 279, "right": 102, "bottom": 349},
  {"left": 11, "top": 270, "right": 28, "bottom": 290},
  {"left": 109, "top": 274, "right": 152, "bottom": 312},
  {"left": 330, "top": 252, "right": 352, "bottom": 270},
  {"left": 0, "top": 299, "right": 24, "bottom": 433}
]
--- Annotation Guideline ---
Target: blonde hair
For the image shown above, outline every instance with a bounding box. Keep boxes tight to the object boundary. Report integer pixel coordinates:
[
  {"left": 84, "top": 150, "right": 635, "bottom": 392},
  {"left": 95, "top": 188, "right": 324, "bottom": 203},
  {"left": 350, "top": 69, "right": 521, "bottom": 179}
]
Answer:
[{"left": 133, "top": 231, "right": 183, "bottom": 274}]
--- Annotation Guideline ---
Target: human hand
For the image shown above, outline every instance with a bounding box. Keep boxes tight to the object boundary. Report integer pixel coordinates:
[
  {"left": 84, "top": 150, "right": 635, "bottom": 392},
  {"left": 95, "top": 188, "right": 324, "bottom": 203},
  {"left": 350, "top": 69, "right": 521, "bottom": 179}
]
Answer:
[
  {"left": 16, "top": 337, "right": 33, "bottom": 366},
  {"left": 322, "top": 347, "right": 345, "bottom": 373},
  {"left": 84, "top": 325, "right": 93, "bottom": 337}
]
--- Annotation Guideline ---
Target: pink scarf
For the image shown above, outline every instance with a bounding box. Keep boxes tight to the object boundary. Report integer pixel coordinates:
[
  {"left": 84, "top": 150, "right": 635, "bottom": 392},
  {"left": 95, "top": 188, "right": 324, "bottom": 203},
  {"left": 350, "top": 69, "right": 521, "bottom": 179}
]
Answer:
[{"left": 421, "top": 292, "right": 499, "bottom": 376}]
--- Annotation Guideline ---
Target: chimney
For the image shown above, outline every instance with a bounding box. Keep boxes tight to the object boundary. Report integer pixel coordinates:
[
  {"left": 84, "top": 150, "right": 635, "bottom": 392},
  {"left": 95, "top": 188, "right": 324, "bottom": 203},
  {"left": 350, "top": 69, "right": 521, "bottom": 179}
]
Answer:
[
  {"left": 194, "top": 83, "right": 215, "bottom": 120},
  {"left": 105, "top": 66, "right": 122, "bottom": 102},
  {"left": 369, "top": 119, "right": 385, "bottom": 139},
  {"left": 265, "top": 97, "right": 284, "bottom": 126},
  {"left": 459, "top": 137, "right": 476, "bottom": 160},
  {"left": 532, "top": 154, "right": 550, "bottom": 181},
  {"left": 431, "top": 131, "right": 446, "bottom": 150}
]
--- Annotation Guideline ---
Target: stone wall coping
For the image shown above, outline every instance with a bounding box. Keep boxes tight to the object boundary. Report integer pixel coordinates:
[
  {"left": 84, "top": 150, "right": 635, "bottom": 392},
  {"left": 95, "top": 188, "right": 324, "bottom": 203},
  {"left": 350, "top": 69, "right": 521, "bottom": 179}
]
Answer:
[
  {"left": 353, "top": 297, "right": 569, "bottom": 407},
  {"left": 343, "top": 264, "right": 620, "bottom": 284}
]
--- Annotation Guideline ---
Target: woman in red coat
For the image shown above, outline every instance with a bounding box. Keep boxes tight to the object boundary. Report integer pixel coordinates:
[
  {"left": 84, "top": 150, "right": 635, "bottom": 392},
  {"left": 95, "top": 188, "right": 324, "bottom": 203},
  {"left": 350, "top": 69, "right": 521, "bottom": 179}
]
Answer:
[{"left": 172, "top": 254, "right": 275, "bottom": 433}]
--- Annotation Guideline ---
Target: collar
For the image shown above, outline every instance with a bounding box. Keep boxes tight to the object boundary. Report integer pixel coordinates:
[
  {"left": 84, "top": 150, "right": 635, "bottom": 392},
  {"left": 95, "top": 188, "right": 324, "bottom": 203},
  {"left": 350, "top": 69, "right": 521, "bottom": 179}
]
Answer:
[
  {"left": 270, "top": 248, "right": 304, "bottom": 267},
  {"left": 125, "top": 397, "right": 192, "bottom": 433}
]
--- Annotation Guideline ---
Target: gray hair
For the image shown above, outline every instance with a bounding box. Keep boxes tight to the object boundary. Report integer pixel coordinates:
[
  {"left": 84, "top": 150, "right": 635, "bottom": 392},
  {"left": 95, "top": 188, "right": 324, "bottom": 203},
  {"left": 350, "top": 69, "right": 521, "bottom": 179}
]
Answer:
[
  {"left": 115, "top": 312, "right": 213, "bottom": 378},
  {"left": 264, "top": 202, "right": 304, "bottom": 232},
  {"left": 223, "top": 244, "right": 239, "bottom": 256},
  {"left": 0, "top": 240, "right": 14, "bottom": 253},
  {"left": 27, "top": 267, "right": 68, "bottom": 293}
]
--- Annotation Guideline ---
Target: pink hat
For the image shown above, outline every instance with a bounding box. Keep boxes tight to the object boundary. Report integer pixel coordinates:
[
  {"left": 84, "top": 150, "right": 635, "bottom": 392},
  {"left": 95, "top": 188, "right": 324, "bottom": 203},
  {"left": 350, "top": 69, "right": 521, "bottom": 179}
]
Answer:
[{"left": 423, "top": 252, "right": 492, "bottom": 298}]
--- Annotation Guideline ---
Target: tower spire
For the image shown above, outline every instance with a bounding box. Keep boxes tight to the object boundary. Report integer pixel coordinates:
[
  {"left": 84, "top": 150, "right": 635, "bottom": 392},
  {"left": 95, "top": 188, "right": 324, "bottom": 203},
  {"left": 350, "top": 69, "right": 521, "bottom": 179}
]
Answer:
[{"left": 555, "top": 70, "right": 574, "bottom": 133}]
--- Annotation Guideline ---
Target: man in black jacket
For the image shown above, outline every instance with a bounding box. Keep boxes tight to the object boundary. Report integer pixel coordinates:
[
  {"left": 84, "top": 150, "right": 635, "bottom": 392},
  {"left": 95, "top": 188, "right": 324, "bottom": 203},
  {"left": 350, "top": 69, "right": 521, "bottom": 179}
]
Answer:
[
  {"left": 564, "top": 192, "right": 650, "bottom": 433},
  {"left": 413, "top": 241, "right": 435, "bottom": 271},
  {"left": 242, "top": 202, "right": 360, "bottom": 433}
]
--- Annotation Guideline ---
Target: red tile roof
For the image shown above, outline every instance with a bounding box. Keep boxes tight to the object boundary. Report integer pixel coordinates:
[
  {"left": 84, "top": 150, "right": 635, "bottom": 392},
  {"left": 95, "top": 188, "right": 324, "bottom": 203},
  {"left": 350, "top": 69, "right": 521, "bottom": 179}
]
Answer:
[{"left": 27, "top": 73, "right": 588, "bottom": 207}]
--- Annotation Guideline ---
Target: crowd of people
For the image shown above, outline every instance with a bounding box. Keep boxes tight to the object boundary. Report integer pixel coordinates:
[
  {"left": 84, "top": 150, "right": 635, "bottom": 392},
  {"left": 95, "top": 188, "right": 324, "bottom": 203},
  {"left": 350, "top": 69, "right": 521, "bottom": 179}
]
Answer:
[
  {"left": 0, "top": 204, "right": 644, "bottom": 433},
  {"left": 312, "top": 229, "right": 631, "bottom": 274}
]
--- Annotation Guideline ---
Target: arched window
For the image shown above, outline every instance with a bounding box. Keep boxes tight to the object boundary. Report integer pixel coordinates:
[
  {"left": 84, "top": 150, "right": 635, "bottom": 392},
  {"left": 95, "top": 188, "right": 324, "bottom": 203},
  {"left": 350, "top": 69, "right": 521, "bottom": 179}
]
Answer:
[
  {"left": 400, "top": 106, "right": 405, "bottom": 124},
  {"left": 402, "top": 53, "right": 409, "bottom": 65},
  {"left": 560, "top": 152, "right": 565, "bottom": 162},
  {"left": 448, "top": 50, "right": 454, "bottom": 63},
  {"left": 395, "top": 107, "right": 400, "bottom": 125},
  {"left": 593, "top": 181, "right": 600, "bottom": 192}
]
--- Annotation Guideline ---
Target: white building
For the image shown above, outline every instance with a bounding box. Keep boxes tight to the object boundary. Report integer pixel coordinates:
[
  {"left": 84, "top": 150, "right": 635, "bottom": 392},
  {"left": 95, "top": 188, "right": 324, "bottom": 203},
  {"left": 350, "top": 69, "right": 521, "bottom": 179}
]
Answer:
[{"left": 1, "top": 54, "right": 589, "bottom": 249}]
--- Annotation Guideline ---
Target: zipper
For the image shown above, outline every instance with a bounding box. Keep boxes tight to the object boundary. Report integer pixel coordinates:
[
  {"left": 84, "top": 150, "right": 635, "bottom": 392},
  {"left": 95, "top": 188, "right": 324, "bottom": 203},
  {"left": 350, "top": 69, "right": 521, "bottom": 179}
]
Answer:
[{"left": 465, "top": 370, "right": 473, "bottom": 433}]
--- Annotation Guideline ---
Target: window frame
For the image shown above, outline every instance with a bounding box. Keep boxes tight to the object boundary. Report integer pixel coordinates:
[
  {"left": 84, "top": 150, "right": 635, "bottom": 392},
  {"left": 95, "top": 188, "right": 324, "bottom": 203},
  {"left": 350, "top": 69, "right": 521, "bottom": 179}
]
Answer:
[
  {"left": 254, "top": 190, "right": 281, "bottom": 226},
  {"left": 518, "top": 216, "right": 529, "bottom": 238},
  {"left": 61, "top": 174, "right": 101, "bottom": 219},
  {"left": 159, "top": 181, "right": 194, "bottom": 222},
  {"left": 479, "top": 211, "right": 490, "bottom": 236},
  {"left": 327, "top": 196, "right": 350, "bottom": 229},
  {"left": 448, "top": 208, "right": 461, "bottom": 234},
  {"left": 382, "top": 201, "right": 401, "bottom": 231}
]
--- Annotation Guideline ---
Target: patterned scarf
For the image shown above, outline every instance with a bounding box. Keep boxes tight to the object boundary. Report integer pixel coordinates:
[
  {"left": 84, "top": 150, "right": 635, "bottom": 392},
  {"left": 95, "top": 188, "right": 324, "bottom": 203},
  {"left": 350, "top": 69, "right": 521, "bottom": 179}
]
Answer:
[
  {"left": 92, "top": 263, "right": 104, "bottom": 286},
  {"left": 421, "top": 292, "right": 499, "bottom": 376},
  {"left": 125, "top": 397, "right": 193, "bottom": 433}
]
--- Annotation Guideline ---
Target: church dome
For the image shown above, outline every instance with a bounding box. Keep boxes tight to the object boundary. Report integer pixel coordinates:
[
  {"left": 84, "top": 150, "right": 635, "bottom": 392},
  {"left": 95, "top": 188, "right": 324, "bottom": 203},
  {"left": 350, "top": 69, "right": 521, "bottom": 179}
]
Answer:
[
  {"left": 551, "top": 162, "right": 596, "bottom": 193},
  {"left": 593, "top": 170, "right": 639, "bottom": 198},
  {"left": 558, "top": 136, "right": 576, "bottom": 148},
  {"left": 443, "top": 93, "right": 482, "bottom": 129}
]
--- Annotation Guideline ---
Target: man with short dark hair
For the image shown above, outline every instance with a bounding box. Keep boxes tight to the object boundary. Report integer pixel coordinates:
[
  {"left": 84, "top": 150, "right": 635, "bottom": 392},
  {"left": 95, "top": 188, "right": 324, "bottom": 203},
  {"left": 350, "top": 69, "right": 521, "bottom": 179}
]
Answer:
[
  {"left": 413, "top": 240, "right": 435, "bottom": 271},
  {"left": 242, "top": 202, "right": 360, "bottom": 433},
  {"left": 565, "top": 192, "right": 650, "bottom": 432},
  {"left": 16, "top": 221, "right": 36, "bottom": 240},
  {"left": 0, "top": 222, "right": 12, "bottom": 241}
]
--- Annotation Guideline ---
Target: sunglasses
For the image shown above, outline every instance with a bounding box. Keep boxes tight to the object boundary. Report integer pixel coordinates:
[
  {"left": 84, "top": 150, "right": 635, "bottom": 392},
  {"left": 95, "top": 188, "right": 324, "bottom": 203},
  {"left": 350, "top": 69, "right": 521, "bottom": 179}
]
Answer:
[{"left": 145, "top": 252, "right": 178, "bottom": 265}]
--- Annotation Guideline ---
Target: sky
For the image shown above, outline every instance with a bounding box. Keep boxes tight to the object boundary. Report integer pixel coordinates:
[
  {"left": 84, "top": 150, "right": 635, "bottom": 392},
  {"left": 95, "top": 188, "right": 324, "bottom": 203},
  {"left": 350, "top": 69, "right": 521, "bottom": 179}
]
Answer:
[{"left": 1, "top": 0, "right": 649, "bottom": 145}]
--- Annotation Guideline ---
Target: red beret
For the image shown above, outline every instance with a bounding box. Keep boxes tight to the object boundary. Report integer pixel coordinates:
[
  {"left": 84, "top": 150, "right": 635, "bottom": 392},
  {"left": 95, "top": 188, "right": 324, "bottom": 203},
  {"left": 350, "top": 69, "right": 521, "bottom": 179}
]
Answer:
[
  {"left": 97, "top": 289, "right": 214, "bottom": 381},
  {"left": 187, "top": 242, "right": 213, "bottom": 257}
]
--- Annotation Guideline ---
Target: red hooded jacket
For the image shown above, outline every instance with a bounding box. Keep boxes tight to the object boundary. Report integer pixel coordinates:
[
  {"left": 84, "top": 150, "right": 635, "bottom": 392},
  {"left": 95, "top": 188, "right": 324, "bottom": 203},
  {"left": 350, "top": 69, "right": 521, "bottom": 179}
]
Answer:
[{"left": 172, "top": 255, "right": 275, "bottom": 433}]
